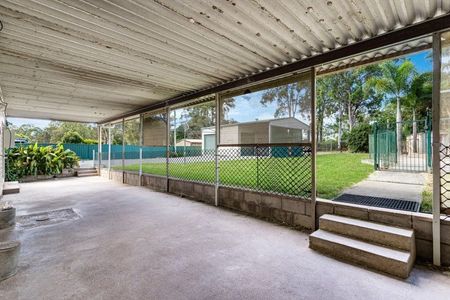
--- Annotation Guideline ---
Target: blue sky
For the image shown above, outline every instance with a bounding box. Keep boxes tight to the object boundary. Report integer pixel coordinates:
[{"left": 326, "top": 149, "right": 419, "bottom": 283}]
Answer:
[{"left": 8, "top": 50, "right": 433, "bottom": 128}]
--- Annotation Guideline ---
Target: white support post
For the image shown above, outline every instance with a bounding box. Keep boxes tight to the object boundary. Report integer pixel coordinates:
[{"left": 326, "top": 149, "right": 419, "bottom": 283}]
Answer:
[
  {"left": 214, "top": 93, "right": 220, "bottom": 207},
  {"left": 432, "top": 32, "right": 442, "bottom": 266},
  {"left": 311, "top": 67, "right": 317, "bottom": 231},
  {"left": 139, "top": 148, "right": 143, "bottom": 181},
  {"left": 108, "top": 125, "right": 111, "bottom": 178},
  {"left": 92, "top": 149, "right": 95, "bottom": 168},
  {"left": 97, "top": 125, "right": 102, "bottom": 176},
  {"left": 122, "top": 118, "right": 125, "bottom": 183},
  {"left": 166, "top": 107, "right": 170, "bottom": 192},
  {"left": 139, "top": 114, "right": 144, "bottom": 186}
]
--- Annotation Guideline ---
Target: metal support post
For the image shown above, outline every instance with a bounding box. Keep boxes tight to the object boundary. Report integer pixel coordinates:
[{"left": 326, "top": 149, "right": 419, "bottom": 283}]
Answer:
[
  {"left": 97, "top": 125, "right": 102, "bottom": 176},
  {"left": 311, "top": 68, "right": 317, "bottom": 231},
  {"left": 432, "top": 32, "right": 441, "bottom": 266},
  {"left": 108, "top": 125, "right": 111, "bottom": 179},
  {"left": 166, "top": 107, "right": 170, "bottom": 192},
  {"left": 122, "top": 118, "right": 125, "bottom": 183},
  {"left": 215, "top": 93, "right": 220, "bottom": 207},
  {"left": 139, "top": 114, "right": 144, "bottom": 186}
]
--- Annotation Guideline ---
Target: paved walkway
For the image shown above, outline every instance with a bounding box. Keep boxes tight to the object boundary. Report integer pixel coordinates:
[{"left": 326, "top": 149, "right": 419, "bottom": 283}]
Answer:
[
  {"left": 1, "top": 177, "right": 449, "bottom": 299},
  {"left": 339, "top": 171, "right": 426, "bottom": 203}
]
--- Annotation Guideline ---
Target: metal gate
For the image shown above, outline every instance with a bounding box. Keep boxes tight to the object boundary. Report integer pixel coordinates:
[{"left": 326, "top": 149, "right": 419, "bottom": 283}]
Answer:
[{"left": 369, "top": 115, "right": 432, "bottom": 172}]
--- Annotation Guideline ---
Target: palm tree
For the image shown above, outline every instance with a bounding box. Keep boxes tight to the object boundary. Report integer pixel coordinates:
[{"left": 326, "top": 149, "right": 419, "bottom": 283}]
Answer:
[
  {"left": 405, "top": 72, "right": 432, "bottom": 152},
  {"left": 368, "top": 60, "right": 417, "bottom": 158}
]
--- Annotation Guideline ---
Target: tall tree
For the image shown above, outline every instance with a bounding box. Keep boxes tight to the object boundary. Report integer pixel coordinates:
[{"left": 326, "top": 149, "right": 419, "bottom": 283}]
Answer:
[
  {"left": 260, "top": 80, "right": 311, "bottom": 121},
  {"left": 405, "top": 72, "right": 432, "bottom": 152},
  {"left": 368, "top": 60, "right": 417, "bottom": 157}
]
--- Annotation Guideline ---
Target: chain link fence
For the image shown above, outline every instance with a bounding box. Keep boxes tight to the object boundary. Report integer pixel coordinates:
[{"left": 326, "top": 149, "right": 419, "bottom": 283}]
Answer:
[
  {"left": 219, "top": 144, "right": 312, "bottom": 198},
  {"left": 168, "top": 148, "right": 215, "bottom": 183},
  {"left": 440, "top": 144, "right": 450, "bottom": 215}
]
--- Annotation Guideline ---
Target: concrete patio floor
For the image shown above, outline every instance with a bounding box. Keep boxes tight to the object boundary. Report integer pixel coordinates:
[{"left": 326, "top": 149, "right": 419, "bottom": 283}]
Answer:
[{"left": 0, "top": 177, "right": 449, "bottom": 299}]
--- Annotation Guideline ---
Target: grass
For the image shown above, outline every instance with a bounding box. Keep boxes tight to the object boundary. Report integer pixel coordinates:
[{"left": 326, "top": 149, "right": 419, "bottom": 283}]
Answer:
[
  {"left": 118, "top": 152, "right": 373, "bottom": 199},
  {"left": 420, "top": 173, "right": 433, "bottom": 214}
]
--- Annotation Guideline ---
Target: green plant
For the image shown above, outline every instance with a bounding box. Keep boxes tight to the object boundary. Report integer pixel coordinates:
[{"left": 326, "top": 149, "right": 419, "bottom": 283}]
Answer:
[
  {"left": 61, "top": 131, "right": 84, "bottom": 144},
  {"left": 82, "top": 138, "right": 98, "bottom": 144},
  {"left": 5, "top": 143, "right": 80, "bottom": 181},
  {"left": 347, "top": 123, "right": 372, "bottom": 153}
]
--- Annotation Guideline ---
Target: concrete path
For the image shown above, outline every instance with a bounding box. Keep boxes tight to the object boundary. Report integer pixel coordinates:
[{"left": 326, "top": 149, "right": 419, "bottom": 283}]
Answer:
[
  {"left": 340, "top": 171, "right": 426, "bottom": 203},
  {"left": 1, "top": 177, "right": 449, "bottom": 299}
]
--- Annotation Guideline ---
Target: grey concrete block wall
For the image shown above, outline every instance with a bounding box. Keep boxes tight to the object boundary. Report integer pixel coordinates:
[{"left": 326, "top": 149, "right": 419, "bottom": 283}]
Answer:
[
  {"left": 116, "top": 171, "right": 450, "bottom": 266},
  {"left": 141, "top": 174, "right": 167, "bottom": 192}
]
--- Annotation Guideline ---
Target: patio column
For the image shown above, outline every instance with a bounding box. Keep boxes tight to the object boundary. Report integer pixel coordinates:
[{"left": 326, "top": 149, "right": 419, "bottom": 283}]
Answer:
[
  {"left": 311, "top": 67, "right": 317, "bottom": 231},
  {"left": 139, "top": 114, "right": 144, "bottom": 186},
  {"left": 166, "top": 106, "right": 170, "bottom": 192},
  {"left": 97, "top": 125, "right": 102, "bottom": 175},
  {"left": 108, "top": 125, "right": 111, "bottom": 178},
  {"left": 122, "top": 118, "right": 125, "bottom": 183},
  {"left": 214, "top": 93, "right": 220, "bottom": 207},
  {"left": 432, "top": 32, "right": 442, "bottom": 266}
]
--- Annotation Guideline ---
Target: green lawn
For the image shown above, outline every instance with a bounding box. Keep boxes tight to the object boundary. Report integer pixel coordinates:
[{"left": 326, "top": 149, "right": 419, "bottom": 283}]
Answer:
[{"left": 118, "top": 152, "right": 373, "bottom": 199}]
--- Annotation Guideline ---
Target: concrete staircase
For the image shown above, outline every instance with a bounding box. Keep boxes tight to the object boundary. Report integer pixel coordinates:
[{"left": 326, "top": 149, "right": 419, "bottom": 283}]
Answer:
[
  {"left": 76, "top": 168, "right": 98, "bottom": 177},
  {"left": 309, "top": 214, "right": 415, "bottom": 278}
]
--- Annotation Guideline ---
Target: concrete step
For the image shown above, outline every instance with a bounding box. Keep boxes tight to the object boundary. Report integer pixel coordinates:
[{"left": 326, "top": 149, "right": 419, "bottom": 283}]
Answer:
[
  {"left": 319, "top": 214, "right": 414, "bottom": 251},
  {"left": 77, "top": 172, "right": 98, "bottom": 177},
  {"left": 76, "top": 168, "right": 98, "bottom": 176},
  {"left": 310, "top": 229, "right": 414, "bottom": 278},
  {"left": 76, "top": 168, "right": 97, "bottom": 173},
  {"left": 2, "top": 182, "right": 20, "bottom": 195}
]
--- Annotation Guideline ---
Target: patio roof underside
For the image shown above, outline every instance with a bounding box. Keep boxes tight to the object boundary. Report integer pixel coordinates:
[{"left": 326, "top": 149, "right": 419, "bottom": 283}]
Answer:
[{"left": 0, "top": 1, "right": 449, "bottom": 123}]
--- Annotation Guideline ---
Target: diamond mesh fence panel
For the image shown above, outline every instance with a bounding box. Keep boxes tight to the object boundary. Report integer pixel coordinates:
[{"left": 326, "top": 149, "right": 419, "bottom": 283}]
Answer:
[
  {"left": 218, "top": 144, "right": 312, "bottom": 198},
  {"left": 440, "top": 144, "right": 450, "bottom": 215},
  {"left": 168, "top": 147, "right": 216, "bottom": 183}
]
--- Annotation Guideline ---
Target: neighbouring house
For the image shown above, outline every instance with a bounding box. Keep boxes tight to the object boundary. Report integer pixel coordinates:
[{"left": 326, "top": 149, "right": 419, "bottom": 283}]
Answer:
[
  {"left": 142, "top": 115, "right": 166, "bottom": 146},
  {"left": 175, "top": 139, "right": 202, "bottom": 147},
  {"left": 201, "top": 117, "right": 311, "bottom": 151}
]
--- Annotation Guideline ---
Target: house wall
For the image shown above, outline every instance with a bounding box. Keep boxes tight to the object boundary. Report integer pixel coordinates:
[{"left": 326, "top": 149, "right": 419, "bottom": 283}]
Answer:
[
  {"left": 220, "top": 125, "right": 239, "bottom": 144},
  {"left": 238, "top": 123, "right": 269, "bottom": 144},
  {"left": 143, "top": 117, "right": 166, "bottom": 146}
]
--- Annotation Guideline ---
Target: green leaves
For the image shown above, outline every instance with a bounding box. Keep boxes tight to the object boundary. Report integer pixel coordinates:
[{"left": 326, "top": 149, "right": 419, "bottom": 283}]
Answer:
[{"left": 5, "top": 144, "right": 80, "bottom": 181}]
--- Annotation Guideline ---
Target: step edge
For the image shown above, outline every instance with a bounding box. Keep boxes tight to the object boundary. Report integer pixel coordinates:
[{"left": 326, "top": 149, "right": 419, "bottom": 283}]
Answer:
[
  {"left": 310, "top": 230, "right": 411, "bottom": 263},
  {"left": 320, "top": 214, "right": 413, "bottom": 237}
]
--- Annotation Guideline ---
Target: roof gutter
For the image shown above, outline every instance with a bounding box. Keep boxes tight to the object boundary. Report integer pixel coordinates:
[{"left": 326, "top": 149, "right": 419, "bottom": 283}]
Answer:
[{"left": 99, "top": 13, "right": 450, "bottom": 124}]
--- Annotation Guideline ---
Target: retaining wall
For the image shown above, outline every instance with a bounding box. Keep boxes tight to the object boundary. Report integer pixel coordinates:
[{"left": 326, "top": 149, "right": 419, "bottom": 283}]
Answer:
[{"left": 103, "top": 169, "right": 450, "bottom": 265}]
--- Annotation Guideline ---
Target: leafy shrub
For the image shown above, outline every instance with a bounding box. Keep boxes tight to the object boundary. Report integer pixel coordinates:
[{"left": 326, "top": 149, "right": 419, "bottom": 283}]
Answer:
[
  {"left": 61, "top": 131, "right": 83, "bottom": 144},
  {"left": 6, "top": 144, "right": 80, "bottom": 181},
  {"left": 82, "top": 138, "right": 98, "bottom": 144},
  {"left": 347, "top": 123, "right": 372, "bottom": 153}
]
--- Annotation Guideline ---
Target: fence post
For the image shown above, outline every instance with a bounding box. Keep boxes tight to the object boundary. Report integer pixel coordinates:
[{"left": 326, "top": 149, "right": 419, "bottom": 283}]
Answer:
[
  {"left": 373, "top": 123, "right": 378, "bottom": 170},
  {"left": 139, "top": 148, "right": 143, "bottom": 185},
  {"left": 92, "top": 149, "right": 95, "bottom": 168}
]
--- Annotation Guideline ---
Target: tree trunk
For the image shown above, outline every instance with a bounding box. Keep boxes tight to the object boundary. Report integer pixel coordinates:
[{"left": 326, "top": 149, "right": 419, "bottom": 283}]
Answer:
[
  {"left": 412, "top": 109, "right": 417, "bottom": 153},
  {"left": 337, "top": 107, "right": 343, "bottom": 151},
  {"left": 348, "top": 103, "right": 353, "bottom": 131},
  {"left": 396, "top": 96, "right": 402, "bottom": 158}
]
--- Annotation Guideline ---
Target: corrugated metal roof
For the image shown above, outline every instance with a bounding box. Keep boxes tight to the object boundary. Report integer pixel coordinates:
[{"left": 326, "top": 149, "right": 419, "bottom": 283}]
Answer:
[{"left": 0, "top": 0, "right": 449, "bottom": 122}]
